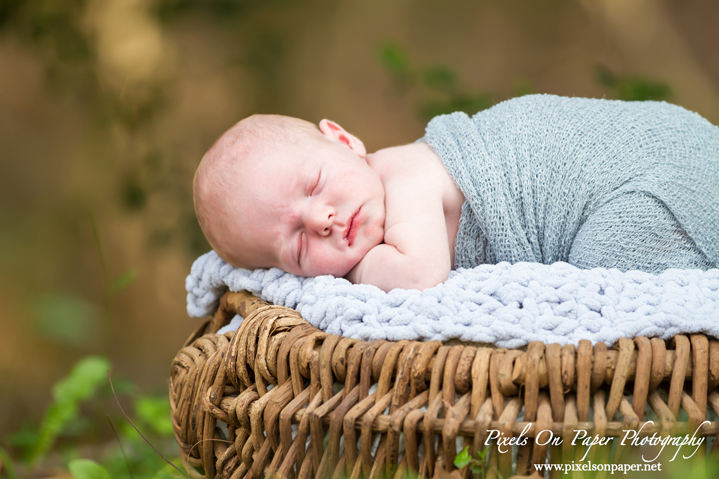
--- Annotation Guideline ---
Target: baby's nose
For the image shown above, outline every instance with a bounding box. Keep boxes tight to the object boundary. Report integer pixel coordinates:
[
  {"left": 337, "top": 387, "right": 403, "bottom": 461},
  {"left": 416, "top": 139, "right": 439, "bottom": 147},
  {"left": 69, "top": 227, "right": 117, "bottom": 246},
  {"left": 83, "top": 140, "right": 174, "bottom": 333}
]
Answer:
[{"left": 308, "top": 207, "right": 334, "bottom": 236}]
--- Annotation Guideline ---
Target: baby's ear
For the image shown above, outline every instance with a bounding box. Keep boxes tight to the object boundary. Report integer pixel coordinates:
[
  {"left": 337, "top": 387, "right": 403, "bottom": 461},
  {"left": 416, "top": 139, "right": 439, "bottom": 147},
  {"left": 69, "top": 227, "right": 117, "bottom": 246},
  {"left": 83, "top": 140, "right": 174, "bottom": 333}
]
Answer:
[{"left": 318, "top": 119, "right": 366, "bottom": 158}]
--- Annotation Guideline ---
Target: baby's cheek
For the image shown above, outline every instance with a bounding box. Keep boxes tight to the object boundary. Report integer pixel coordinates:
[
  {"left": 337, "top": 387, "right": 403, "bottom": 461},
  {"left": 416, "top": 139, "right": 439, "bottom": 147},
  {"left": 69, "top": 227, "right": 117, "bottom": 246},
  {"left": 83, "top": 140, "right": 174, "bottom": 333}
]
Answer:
[{"left": 310, "top": 249, "right": 349, "bottom": 276}]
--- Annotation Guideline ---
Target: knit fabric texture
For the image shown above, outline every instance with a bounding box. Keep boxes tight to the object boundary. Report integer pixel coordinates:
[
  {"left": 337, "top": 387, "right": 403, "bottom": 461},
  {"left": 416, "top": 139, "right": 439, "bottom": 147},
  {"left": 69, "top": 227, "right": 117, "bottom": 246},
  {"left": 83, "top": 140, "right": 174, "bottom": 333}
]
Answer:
[
  {"left": 186, "top": 251, "right": 719, "bottom": 348},
  {"left": 424, "top": 94, "right": 719, "bottom": 273}
]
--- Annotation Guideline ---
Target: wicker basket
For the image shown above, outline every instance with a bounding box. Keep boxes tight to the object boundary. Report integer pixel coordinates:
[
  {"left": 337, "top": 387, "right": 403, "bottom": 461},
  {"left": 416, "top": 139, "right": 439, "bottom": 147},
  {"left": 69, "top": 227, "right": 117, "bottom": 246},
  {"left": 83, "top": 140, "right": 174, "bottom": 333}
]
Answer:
[{"left": 170, "top": 291, "right": 719, "bottom": 478}]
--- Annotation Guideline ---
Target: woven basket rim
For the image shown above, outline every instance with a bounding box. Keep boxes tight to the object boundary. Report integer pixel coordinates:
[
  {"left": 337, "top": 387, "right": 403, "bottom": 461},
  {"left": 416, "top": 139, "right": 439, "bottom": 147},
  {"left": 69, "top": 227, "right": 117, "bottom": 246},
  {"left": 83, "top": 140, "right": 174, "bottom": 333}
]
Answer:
[{"left": 170, "top": 290, "right": 719, "bottom": 479}]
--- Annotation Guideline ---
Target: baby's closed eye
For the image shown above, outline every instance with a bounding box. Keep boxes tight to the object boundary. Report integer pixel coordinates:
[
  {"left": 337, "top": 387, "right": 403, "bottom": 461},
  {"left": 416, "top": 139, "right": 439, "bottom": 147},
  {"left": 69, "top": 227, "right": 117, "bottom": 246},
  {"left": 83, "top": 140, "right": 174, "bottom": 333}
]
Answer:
[{"left": 308, "top": 169, "right": 322, "bottom": 196}]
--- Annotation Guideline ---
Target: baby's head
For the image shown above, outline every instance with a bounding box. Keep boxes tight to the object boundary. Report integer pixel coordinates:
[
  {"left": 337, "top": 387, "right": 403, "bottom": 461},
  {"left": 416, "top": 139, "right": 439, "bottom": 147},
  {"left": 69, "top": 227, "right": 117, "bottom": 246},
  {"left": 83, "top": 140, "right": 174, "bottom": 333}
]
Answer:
[{"left": 194, "top": 114, "right": 386, "bottom": 277}]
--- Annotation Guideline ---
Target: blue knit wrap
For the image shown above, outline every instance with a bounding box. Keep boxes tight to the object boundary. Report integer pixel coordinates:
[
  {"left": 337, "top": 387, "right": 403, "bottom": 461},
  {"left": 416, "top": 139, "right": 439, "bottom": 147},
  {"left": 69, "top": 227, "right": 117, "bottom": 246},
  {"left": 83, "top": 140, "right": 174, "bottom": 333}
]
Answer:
[{"left": 424, "top": 94, "right": 719, "bottom": 273}]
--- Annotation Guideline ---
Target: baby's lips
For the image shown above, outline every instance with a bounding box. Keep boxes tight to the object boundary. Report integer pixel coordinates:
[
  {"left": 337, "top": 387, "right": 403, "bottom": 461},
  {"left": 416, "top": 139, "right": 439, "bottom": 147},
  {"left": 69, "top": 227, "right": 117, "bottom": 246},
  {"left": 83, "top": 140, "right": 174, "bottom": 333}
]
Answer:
[{"left": 344, "top": 209, "right": 360, "bottom": 246}]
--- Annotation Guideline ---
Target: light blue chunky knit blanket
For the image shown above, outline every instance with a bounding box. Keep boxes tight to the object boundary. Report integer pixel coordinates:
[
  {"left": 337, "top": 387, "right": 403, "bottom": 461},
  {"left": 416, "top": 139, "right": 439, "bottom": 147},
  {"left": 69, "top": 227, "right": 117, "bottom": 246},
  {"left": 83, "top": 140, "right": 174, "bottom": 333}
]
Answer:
[
  {"left": 186, "top": 251, "right": 719, "bottom": 348},
  {"left": 426, "top": 94, "right": 719, "bottom": 272}
]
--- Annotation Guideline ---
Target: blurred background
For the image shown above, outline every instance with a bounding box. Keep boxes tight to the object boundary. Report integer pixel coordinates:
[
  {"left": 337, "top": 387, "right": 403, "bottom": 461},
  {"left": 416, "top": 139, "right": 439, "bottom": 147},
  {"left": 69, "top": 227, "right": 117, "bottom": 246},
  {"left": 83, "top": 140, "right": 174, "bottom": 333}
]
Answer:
[{"left": 1, "top": 0, "right": 718, "bottom": 476}]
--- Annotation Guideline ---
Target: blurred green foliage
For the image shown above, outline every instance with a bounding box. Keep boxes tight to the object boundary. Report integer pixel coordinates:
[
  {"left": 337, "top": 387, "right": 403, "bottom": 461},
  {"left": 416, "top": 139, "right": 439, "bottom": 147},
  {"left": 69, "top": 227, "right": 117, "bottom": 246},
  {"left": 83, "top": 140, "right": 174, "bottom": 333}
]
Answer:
[
  {"left": 109, "top": 269, "right": 139, "bottom": 296},
  {"left": 596, "top": 64, "right": 673, "bottom": 102},
  {"left": 379, "top": 43, "right": 672, "bottom": 124},
  {"left": 512, "top": 78, "right": 536, "bottom": 98},
  {"left": 133, "top": 397, "right": 173, "bottom": 438},
  {"left": 1, "top": 0, "right": 102, "bottom": 118},
  {"left": 69, "top": 459, "right": 113, "bottom": 479},
  {"left": 8, "top": 356, "right": 110, "bottom": 464},
  {"left": 378, "top": 42, "right": 525, "bottom": 121},
  {"left": 378, "top": 42, "right": 414, "bottom": 91},
  {"left": 0, "top": 445, "right": 16, "bottom": 479},
  {"left": 454, "top": 445, "right": 489, "bottom": 477},
  {"left": 0, "top": 0, "right": 211, "bottom": 260},
  {"left": 2, "top": 356, "right": 180, "bottom": 479},
  {"left": 153, "top": 0, "right": 290, "bottom": 109}
]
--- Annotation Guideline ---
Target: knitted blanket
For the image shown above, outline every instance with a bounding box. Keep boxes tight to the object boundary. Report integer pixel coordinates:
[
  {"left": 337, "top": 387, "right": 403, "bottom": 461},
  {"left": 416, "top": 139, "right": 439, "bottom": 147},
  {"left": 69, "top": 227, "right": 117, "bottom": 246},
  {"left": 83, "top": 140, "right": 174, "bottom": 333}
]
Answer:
[
  {"left": 425, "top": 95, "right": 719, "bottom": 272},
  {"left": 186, "top": 251, "right": 719, "bottom": 348}
]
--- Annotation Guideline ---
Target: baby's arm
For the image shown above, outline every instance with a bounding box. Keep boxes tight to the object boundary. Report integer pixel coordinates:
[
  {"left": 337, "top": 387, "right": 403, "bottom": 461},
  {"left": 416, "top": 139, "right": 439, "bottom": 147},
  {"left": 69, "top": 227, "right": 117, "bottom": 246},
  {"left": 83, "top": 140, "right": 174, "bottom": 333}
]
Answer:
[
  {"left": 347, "top": 230, "right": 451, "bottom": 291},
  {"left": 346, "top": 164, "right": 452, "bottom": 291}
]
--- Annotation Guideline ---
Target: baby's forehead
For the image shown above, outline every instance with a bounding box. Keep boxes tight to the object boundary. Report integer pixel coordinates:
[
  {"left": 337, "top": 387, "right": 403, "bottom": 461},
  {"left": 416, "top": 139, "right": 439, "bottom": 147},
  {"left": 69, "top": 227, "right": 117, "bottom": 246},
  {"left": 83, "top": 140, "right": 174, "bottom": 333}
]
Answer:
[{"left": 235, "top": 139, "right": 320, "bottom": 187}]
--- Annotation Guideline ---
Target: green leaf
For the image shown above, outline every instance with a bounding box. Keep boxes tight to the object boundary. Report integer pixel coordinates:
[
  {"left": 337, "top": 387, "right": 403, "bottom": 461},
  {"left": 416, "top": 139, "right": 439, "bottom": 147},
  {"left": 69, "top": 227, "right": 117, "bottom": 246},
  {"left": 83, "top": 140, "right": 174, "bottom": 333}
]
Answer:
[
  {"left": 469, "top": 462, "right": 484, "bottom": 474},
  {"left": 109, "top": 268, "right": 138, "bottom": 295},
  {"left": 5, "top": 425, "right": 38, "bottom": 450},
  {"left": 595, "top": 64, "right": 672, "bottom": 102},
  {"left": 134, "top": 395, "right": 174, "bottom": 437},
  {"left": 377, "top": 42, "right": 414, "bottom": 90},
  {"left": 31, "top": 401, "right": 76, "bottom": 463},
  {"left": 378, "top": 42, "right": 411, "bottom": 74},
  {"left": 53, "top": 356, "right": 110, "bottom": 403},
  {"left": 422, "top": 66, "right": 457, "bottom": 92},
  {"left": 476, "top": 446, "right": 488, "bottom": 461},
  {"left": 29, "top": 357, "right": 110, "bottom": 464},
  {"left": 595, "top": 64, "right": 617, "bottom": 88},
  {"left": 151, "top": 460, "right": 186, "bottom": 479},
  {"left": 615, "top": 77, "right": 671, "bottom": 102},
  {"left": 99, "top": 378, "right": 137, "bottom": 397},
  {"left": 454, "top": 446, "right": 472, "bottom": 468},
  {"left": 68, "top": 459, "right": 113, "bottom": 479},
  {"left": 0, "top": 445, "right": 17, "bottom": 479}
]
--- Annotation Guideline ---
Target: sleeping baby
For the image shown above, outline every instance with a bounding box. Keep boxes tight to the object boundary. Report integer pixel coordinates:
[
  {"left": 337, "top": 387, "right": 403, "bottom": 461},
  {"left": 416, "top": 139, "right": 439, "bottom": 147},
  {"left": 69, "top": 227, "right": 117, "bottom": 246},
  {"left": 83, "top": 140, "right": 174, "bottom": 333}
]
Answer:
[{"left": 193, "top": 94, "right": 719, "bottom": 292}]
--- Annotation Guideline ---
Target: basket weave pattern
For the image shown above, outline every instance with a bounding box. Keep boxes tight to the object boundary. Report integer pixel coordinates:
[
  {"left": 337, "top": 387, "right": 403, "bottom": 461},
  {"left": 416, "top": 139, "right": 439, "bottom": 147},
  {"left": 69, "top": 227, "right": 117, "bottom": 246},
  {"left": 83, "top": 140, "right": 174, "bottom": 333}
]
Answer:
[{"left": 170, "top": 291, "right": 719, "bottom": 478}]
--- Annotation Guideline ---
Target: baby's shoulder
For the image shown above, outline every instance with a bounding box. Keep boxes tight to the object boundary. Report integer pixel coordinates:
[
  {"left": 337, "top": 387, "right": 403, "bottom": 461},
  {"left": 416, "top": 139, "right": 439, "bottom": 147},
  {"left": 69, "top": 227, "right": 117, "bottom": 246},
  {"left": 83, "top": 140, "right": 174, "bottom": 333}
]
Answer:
[{"left": 381, "top": 143, "right": 454, "bottom": 208}]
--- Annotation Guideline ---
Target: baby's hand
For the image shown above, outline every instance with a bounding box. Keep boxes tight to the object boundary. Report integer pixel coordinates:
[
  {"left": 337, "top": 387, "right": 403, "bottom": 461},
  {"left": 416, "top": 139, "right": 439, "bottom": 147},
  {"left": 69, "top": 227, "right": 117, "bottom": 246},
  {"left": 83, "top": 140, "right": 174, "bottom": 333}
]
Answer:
[{"left": 344, "top": 238, "right": 450, "bottom": 292}]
